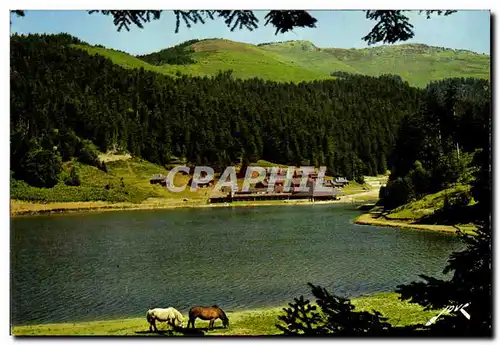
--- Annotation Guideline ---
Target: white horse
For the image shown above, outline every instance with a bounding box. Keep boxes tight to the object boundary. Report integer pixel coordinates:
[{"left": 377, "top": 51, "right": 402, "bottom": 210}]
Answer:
[{"left": 146, "top": 307, "right": 184, "bottom": 332}]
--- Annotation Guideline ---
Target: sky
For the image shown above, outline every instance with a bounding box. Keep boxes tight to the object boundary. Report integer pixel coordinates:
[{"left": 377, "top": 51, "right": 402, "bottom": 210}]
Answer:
[{"left": 10, "top": 10, "right": 491, "bottom": 56}]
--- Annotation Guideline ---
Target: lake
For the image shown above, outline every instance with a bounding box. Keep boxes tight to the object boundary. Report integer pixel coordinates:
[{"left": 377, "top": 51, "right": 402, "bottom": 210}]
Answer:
[{"left": 11, "top": 204, "right": 464, "bottom": 325}]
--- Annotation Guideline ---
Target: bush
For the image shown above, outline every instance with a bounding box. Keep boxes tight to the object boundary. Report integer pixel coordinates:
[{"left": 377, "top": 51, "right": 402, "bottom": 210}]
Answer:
[
  {"left": 378, "top": 185, "right": 388, "bottom": 200},
  {"left": 381, "top": 176, "right": 415, "bottom": 210},
  {"left": 58, "top": 130, "right": 81, "bottom": 161},
  {"left": 277, "top": 283, "right": 393, "bottom": 336},
  {"left": 409, "top": 160, "right": 430, "bottom": 198},
  {"left": 97, "top": 160, "right": 108, "bottom": 173},
  {"left": 355, "top": 175, "right": 365, "bottom": 184},
  {"left": 18, "top": 147, "right": 62, "bottom": 188},
  {"left": 63, "top": 166, "right": 81, "bottom": 186},
  {"left": 429, "top": 152, "right": 468, "bottom": 192},
  {"left": 77, "top": 139, "right": 99, "bottom": 166}
]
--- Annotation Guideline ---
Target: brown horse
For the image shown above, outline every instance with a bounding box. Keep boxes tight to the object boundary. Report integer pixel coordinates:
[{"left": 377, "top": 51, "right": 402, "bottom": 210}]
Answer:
[{"left": 187, "top": 305, "right": 229, "bottom": 330}]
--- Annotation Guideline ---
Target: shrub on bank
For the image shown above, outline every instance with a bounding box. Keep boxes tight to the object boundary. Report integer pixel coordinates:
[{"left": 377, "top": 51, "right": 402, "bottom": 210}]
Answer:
[
  {"left": 10, "top": 178, "right": 149, "bottom": 203},
  {"left": 62, "top": 166, "right": 81, "bottom": 186}
]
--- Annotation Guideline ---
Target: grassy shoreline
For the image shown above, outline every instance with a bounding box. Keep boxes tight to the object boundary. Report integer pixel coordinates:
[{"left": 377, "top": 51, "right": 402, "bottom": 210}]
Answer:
[
  {"left": 10, "top": 196, "right": 376, "bottom": 217},
  {"left": 354, "top": 213, "right": 476, "bottom": 235},
  {"left": 11, "top": 292, "right": 437, "bottom": 336}
]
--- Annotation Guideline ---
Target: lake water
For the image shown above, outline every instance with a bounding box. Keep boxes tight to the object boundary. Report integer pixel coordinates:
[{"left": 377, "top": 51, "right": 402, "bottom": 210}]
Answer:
[{"left": 11, "top": 204, "right": 464, "bottom": 325}]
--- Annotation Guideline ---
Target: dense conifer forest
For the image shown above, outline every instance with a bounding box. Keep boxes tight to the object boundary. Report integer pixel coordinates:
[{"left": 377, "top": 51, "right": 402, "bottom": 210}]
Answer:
[
  {"left": 10, "top": 33, "right": 490, "bottom": 207},
  {"left": 380, "top": 77, "right": 490, "bottom": 210}
]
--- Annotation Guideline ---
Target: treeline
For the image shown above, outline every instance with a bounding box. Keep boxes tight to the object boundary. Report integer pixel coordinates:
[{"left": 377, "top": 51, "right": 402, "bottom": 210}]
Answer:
[
  {"left": 380, "top": 77, "right": 490, "bottom": 210},
  {"left": 331, "top": 71, "right": 404, "bottom": 84},
  {"left": 330, "top": 71, "right": 360, "bottom": 79},
  {"left": 137, "top": 39, "right": 200, "bottom": 65},
  {"left": 257, "top": 40, "right": 292, "bottom": 46},
  {"left": 11, "top": 33, "right": 427, "bottom": 188},
  {"left": 11, "top": 34, "right": 489, "bottom": 195}
]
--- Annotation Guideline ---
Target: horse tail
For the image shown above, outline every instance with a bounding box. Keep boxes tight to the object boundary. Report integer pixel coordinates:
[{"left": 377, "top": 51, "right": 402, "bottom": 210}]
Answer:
[{"left": 146, "top": 309, "right": 154, "bottom": 323}]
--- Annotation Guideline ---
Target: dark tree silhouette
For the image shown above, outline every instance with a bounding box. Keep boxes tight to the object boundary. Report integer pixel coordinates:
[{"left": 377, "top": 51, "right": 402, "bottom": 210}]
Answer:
[
  {"left": 264, "top": 10, "right": 317, "bottom": 34},
  {"left": 362, "top": 10, "right": 456, "bottom": 44},
  {"left": 396, "top": 102, "right": 492, "bottom": 337},
  {"left": 12, "top": 10, "right": 456, "bottom": 45},
  {"left": 276, "top": 283, "right": 408, "bottom": 336},
  {"left": 12, "top": 10, "right": 24, "bottom": 17},
  {"left": 396, "top": 223, "right": 491, "bottom": 336}
]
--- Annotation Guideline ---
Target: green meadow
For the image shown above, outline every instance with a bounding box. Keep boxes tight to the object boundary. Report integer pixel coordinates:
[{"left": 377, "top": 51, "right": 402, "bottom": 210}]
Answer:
[
  {"left": 12, "top": 292, "right": 437, "bottom": 336},
  {"left": 73, "top": 39, "right": 490, "bottom": 87}
]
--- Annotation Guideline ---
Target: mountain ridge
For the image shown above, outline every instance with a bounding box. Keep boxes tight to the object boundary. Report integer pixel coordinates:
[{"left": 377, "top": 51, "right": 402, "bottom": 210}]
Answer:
[
  {"left": 140, "top": 38, "right": 488, "bottom": 56},
  {"left": 71, "top": 36, "right": 489, "bottom": 87}
]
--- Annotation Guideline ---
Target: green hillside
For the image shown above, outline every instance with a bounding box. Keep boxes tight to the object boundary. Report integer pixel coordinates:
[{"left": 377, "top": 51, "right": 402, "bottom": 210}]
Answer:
[
  {"left": 74, "top": 38, "right": 490, "bottom": 87},
  {"left": 75, "top": 39, "right": 330, "bottom": 82}
]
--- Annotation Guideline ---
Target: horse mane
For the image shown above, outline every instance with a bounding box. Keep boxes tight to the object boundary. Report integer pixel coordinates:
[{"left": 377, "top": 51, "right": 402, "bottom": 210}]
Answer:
[{"left": 216, "top": 306, "right": 228, "bottom": 320}]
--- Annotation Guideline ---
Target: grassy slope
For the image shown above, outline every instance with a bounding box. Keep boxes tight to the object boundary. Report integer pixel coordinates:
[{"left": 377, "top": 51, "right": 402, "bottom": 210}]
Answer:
[
  {"left": 12, "top": 292, "right": 436, "bottom": 336},
  {"left": 320, "top": 44, "right": 490, "bottom": 87},
  {"left": 386, "top": 184, "right": 474, "bottom": 221},
  {"left": 73, "top": 39, "right": 490, "bottom": 87},
  {"left": 10, "top": 156, "right": 348, "bottom": 214},
  {"left": 354, "top": 184, "right": 477, "bottom": 235},
  {"left": 343, "top": 181, "right": 370, "bottom": 195},
  {"left": 74, "top": 41, "right": 330, "bottom": 83},
  {"left": 10, "top": 157, "right": 210, "bottom": 207}
]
